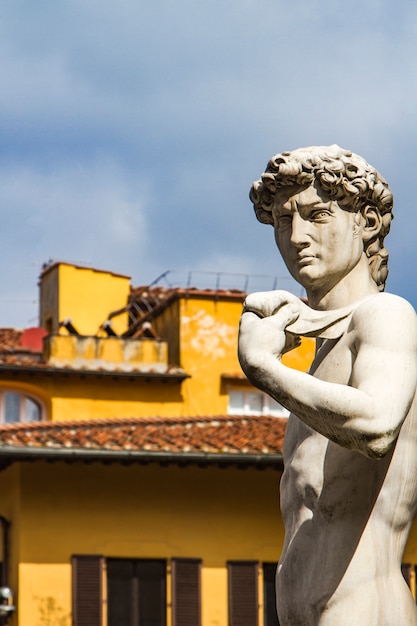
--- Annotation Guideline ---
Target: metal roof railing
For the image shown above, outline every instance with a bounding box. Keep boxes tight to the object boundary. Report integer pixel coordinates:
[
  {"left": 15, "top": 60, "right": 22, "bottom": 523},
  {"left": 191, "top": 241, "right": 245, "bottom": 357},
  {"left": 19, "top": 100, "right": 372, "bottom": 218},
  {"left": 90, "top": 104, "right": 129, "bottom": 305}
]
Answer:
[{"left": 151, "top": 269, "right": 304, "bottom": 296}]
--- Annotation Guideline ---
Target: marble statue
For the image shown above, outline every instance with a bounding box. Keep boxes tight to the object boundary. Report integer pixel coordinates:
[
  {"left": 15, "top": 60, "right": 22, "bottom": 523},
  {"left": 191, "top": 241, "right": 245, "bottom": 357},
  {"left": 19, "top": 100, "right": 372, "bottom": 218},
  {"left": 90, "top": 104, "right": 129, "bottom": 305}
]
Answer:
[{"left": 238, "top": 145, "right": 417, "bottom": 625}]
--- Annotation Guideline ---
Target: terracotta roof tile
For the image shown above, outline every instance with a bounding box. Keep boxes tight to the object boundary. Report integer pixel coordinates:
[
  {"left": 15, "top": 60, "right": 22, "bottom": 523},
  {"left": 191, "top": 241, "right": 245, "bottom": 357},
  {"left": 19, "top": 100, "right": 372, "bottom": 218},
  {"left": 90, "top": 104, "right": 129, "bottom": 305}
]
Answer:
[
  {"left": 0, "top": 328, "right": 23, "bottom": 351},
  {"left": 0, "top": 415, "right": 286, "bottom": 458},
  {"left": 0, "top": 328, "right": 44, "bottom": 366}
]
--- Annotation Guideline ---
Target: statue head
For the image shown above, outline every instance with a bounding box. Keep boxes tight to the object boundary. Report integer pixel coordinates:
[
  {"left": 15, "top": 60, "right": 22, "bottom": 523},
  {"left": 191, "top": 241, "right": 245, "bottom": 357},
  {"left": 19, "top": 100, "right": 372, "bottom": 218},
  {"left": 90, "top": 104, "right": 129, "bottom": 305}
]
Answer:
[{"left": 249, "top": 145, "right": 394, "bottom": 291}]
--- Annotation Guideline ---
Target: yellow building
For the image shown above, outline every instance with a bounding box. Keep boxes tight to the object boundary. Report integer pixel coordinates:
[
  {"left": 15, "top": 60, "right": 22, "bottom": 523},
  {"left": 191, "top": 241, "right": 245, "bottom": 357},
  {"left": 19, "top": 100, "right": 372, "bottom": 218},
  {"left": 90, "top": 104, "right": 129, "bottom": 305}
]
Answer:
[{"left": 0, "top": 262, "right": 414, "bottom": 625}]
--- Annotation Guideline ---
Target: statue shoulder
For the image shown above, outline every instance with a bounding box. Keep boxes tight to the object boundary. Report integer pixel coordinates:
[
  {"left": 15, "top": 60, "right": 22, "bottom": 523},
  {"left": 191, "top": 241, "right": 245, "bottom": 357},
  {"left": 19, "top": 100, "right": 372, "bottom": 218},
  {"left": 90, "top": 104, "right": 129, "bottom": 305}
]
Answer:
[
  {"left": 352, "top": 293, "right": 417, "bottom": 348},
  {"left": 353, "top": 292, "right": 416, "bottom": 320}
]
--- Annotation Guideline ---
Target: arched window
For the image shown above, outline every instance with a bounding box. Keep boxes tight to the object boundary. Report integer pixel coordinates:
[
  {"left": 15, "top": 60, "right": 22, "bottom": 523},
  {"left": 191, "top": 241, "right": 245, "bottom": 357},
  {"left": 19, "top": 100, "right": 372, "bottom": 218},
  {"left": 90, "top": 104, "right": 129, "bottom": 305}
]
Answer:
[{"left": 0, "top": 391, "right": 43, "bottom": 424}]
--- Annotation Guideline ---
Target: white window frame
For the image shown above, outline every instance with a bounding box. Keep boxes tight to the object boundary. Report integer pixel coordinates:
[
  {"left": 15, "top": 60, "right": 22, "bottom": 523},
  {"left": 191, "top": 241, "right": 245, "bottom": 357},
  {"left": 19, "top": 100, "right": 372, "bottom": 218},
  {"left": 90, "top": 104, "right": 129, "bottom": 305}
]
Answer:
[{"left": 227, "top": 389, "right": 289, "bottom": 418}]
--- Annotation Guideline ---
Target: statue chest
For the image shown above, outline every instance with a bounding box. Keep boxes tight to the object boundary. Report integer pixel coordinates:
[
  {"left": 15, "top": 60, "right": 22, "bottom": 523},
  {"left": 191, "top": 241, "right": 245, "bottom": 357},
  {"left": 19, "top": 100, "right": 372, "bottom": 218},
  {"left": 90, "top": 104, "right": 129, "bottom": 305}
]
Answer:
[{"left": 310, "top": 335, "right": 355, "bottom": 385}]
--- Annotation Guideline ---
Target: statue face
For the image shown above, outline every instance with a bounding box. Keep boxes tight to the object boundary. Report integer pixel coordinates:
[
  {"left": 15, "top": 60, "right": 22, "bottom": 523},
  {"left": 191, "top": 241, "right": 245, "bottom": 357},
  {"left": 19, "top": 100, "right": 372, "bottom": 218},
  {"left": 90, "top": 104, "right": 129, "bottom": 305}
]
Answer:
[{"left": 272, "top": 183, "right": 365, "bottom": 293}]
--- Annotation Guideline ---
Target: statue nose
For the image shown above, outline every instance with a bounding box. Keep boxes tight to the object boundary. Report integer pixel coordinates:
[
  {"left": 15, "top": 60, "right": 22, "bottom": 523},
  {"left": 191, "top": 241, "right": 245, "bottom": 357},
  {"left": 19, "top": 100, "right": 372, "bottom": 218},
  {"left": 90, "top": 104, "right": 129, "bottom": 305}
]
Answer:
[{"left": 290, "top": 213, "right": 310, "bottom": 248}]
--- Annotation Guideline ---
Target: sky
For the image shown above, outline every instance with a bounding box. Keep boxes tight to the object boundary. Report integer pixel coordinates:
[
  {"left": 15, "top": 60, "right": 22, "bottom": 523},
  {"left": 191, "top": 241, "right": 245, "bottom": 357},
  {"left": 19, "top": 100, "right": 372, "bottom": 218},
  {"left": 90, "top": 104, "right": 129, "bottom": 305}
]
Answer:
[{"left": 1, "top": 0, "right": 417, "bottom": 328}]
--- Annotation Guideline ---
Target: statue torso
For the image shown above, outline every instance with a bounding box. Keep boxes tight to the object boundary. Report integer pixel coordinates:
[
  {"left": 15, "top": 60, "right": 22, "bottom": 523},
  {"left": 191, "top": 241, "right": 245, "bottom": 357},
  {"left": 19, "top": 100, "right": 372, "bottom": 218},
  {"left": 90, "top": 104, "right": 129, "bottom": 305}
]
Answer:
[{"left": 278, "top": 327, "right": 417, "bottom": 625}]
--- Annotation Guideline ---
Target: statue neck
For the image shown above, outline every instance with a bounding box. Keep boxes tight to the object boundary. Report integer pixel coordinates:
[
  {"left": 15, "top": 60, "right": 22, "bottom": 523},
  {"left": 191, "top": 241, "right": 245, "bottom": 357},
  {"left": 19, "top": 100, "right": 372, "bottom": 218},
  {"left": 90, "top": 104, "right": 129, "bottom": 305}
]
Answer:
[{"left": 307, "top": 255, "right": 379, "bottom": 311}]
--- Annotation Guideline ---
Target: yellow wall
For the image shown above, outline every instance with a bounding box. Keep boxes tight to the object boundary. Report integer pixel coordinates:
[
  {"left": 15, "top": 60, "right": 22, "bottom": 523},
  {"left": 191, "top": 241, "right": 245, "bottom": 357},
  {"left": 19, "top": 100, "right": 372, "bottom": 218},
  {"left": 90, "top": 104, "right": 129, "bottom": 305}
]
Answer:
[
  {"left": 35, "top": 265, "right": 316, "bottom": 422},
  {"left": 40, "top": 263, "right": 131, "bottom": 336},
  {"left": 178, "top": 296, "right": 314, "bottom": 416},
  {"left": 0, "top": 292, "right": 314, "bottom": 423},
  {"left": 404, "top": 526, "right": 417, "bottom": 564},
  {"left": 5, "top": 264, "right": 417, "bottom": 625},
  {"left": 4, "top": 458, "right": 417, "bottom": 626},
  {"left": 18, "top": 564, "right": 71, "bottom": 626},
  {"left": 48, "top": 378, "right": 185, "bottom": 421},
  {"left": 18, "top": 462, "right": 282, "bottom": 564},
  {"left": 6, "top": 266, "right": 315, "bottom": 624},
  {"left": 0, "top": 372, "right": 185, "bottom": 422},
  {"left": 45, "top": 335, "right": 168, "bottom": 370},
  {"left": 11, "top": 460, "right": 283, "bottom": 626}
]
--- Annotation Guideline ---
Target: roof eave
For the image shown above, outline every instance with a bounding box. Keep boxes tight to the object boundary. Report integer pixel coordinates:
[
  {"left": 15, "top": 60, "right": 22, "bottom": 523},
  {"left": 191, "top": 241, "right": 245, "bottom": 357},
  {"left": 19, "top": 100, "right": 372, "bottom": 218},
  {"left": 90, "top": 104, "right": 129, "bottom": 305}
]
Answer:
[
  {"left": 0, "top": 364, "right": 189, "bottom": 381},
  {"left": 0, "top": 446, "right": 283, "bottom": 469}
]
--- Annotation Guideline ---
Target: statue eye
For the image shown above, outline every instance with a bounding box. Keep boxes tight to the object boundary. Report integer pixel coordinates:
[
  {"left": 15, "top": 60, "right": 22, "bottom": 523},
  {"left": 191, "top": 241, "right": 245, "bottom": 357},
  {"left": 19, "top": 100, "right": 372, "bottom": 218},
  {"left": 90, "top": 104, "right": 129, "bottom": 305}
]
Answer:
[{"left": 310, "top": 209, "right": 330, "bottom": 221}]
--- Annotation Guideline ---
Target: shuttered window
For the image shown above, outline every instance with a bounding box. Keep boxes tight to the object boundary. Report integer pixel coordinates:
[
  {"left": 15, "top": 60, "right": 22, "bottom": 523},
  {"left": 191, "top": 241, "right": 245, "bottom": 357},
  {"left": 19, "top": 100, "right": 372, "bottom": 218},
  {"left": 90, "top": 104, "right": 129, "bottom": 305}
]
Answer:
[
  {"left": 107, "top": 558, "right": 166, "bottom": 626},
  {"left": 72, "top": 554, "right": 104, "bottom": 626},
  {"left": 228, "top": 561, "right": 258, "bottom": 626},
  {"left": 262, "top": 563, "right": 279, "bottom": 626},
  {"left": 171, "top": 558, "right": 201, "bottom": 626}
]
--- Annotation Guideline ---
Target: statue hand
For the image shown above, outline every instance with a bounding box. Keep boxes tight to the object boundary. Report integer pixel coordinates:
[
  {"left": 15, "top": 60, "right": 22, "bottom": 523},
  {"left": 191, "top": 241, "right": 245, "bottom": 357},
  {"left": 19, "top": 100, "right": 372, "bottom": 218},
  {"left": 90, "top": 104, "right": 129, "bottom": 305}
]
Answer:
[
  {"left": 242, "top": 290, "right": 303, "bottom": 355},
  {"left": 238, "top": 297, "right": 300, "bottom": 377},
  {"left": 243, "top": 290, "right": 358, "bottom": 340},
  {"left": 243, "top": 290, "right": 303, "bottom": 320}
]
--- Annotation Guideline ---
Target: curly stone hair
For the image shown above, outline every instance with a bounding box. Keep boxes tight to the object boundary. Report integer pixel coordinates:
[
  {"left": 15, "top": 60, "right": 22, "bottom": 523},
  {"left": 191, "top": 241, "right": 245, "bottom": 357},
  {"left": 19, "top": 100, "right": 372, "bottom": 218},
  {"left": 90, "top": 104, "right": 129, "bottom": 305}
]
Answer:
[{"left": 249, "top": 145, "right": 394, "bottom": 291}]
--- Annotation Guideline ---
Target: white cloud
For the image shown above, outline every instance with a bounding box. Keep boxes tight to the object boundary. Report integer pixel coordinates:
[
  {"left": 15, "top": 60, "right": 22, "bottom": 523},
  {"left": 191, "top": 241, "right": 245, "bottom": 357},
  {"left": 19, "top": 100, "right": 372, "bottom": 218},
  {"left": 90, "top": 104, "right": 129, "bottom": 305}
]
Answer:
[
  {"left": 0, "top": 0, "right": 416, "bottom": 327},
  {"left": 0, "top": 159, "right": 151, "bottom": 326}
]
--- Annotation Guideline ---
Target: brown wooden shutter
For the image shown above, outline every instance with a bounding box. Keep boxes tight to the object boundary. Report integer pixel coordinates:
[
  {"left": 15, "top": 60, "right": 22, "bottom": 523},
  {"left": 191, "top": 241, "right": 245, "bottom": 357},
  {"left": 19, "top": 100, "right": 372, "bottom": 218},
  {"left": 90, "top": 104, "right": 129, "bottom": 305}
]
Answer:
[
  {"left": 263, "top": 563, "right": 279, "bottom": 626},
  {"left": 72, "top": 554, "right": 104, "bottom": 626},
  {"left": 171, "top": 558, "right": 201, "bottom": 626},
  {"left": 228, "top": 561, "right": 258, "bottom": 626}
]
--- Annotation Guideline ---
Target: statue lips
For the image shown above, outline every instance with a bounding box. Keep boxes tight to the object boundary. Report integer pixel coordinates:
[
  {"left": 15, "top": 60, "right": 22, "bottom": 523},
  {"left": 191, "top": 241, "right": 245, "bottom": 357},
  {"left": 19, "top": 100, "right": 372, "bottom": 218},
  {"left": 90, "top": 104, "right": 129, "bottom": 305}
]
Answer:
[{"left": 296, "top": 254, "right": 316, "bottom": 267}]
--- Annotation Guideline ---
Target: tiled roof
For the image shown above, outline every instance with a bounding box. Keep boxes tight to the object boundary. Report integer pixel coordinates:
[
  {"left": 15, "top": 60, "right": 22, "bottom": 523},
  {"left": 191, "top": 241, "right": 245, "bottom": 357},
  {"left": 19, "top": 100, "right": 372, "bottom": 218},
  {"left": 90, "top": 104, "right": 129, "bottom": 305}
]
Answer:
[
  {"left": 0, "top": 415, "right": 286, "bottom": 467},
  {"left": 0, "top": 357, "right": 187, "bottom": 378},
  {"left": 0, "top": 328, "right": 43, "bottom": 367},
  {"left": 0, "top": 328, "right": 23, "bottom": 351},
  {"left": 0, "top": 360, "right": 187, "bottom": 377}
]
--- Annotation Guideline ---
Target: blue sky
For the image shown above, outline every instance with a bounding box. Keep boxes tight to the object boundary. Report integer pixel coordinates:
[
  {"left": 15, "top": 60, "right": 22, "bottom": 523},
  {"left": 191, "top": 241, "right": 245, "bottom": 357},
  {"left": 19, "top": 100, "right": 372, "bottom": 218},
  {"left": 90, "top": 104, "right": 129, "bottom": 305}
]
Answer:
[{"left": 1, "top": 0, "right": 417, "bottom": 327}]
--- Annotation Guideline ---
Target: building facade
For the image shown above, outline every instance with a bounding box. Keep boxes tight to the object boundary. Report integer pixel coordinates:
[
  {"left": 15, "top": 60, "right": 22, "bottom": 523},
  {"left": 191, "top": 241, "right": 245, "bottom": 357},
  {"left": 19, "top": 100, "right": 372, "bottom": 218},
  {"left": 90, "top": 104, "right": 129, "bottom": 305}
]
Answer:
[{"left": 0, "top": 262, "right": 415, "bottom": 625}]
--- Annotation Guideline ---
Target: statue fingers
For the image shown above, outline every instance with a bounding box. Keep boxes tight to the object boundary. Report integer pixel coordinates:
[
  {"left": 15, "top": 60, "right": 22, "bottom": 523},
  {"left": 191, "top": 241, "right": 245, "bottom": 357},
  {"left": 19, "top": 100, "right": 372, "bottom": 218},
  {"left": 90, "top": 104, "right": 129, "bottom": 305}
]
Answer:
[
  {"left": 271, "top": 302, "right": 300, "bottom": 329},
  {"left": 244, "top": 290, "right": 298, "bottom": 318}
]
